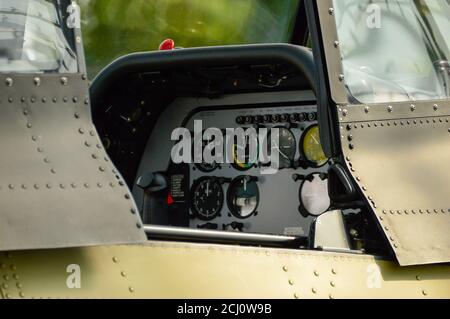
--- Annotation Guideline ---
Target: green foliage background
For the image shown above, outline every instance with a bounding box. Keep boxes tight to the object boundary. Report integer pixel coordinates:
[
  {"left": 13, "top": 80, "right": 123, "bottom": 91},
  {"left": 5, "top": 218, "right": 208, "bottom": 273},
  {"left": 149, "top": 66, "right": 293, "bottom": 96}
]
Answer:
[{"left": 78, "top": 0, "right": 299, "bottom": 78}]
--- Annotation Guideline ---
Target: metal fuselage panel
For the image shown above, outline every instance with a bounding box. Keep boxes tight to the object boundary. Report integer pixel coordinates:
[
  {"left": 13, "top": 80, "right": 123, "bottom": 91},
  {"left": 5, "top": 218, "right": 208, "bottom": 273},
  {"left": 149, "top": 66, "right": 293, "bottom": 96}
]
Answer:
[
  {"left": 1, "top": 243, "right": 449, "bottom": 299},
  {"left": 313, "top": 0, "right": 450, "bottom": 266},
  {"left": 0, "top": 74, "right": 146, "bottom": 251}
]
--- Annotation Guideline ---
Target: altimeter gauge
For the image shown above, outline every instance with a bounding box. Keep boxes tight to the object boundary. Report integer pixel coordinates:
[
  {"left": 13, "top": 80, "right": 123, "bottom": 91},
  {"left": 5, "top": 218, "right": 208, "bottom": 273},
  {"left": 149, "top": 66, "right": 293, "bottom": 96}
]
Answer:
[{"left": 191, "top": 177, "right": 224, "bottom": 221}]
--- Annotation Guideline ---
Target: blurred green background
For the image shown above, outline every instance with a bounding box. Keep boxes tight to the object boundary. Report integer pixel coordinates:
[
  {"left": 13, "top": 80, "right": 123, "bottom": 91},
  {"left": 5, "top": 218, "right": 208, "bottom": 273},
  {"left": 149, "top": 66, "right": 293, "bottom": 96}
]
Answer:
[{"left": 78, "top": 0, "right": 300, "bottom": 78}]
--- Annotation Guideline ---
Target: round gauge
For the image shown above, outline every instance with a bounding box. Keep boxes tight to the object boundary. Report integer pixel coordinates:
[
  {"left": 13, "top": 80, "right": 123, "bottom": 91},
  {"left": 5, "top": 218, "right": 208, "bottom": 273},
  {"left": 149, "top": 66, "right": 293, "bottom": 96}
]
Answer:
[
  {"left": 232, "top": 135, "right": 259, "bottom": 171},
  {"left": 300, "top": 125, "right": 329, "bottom": 167},
  {"left": 227, "top": 176, "right": 260, "bottom": 219},
  {"left": 299, "top": 173, "right": 330, "bottom": 217},
  {"left": 267, "top": 127, "right": 296, "bottom": 168},
  {"left": 191, "top": 177, "right": 224, "bottom": 221},
  {"left": 193, "top": 132, "right": 220, "bottom": 173}
]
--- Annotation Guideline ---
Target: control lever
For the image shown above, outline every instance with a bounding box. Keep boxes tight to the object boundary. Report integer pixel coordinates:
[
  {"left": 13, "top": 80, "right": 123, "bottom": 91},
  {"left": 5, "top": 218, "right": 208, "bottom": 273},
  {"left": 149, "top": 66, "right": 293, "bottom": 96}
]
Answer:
[{"left": 136, "top": 172, "right": 168, "bottom": 193}]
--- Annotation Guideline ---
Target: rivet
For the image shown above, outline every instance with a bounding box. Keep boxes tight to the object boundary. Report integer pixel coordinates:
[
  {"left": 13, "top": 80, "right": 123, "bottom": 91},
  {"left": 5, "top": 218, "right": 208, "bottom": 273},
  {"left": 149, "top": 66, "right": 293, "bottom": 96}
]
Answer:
[
  {"left": 416, "top": 275, "right": 421, "bottom": 281},
  {"left": 294, "top": 293, "right": 299, "bottom": 299},
  {"left": 84, "top": 183, "right": 90, "bottom": 188},
  {"left": 51, "top": 168, "right": 56, "bottom": 174},
  {"left": 92, "top": 154, "right": 98, "bottom": 159},
  {"left": 46, "top": 183, "right": 52, "bottom": 189},
  {"left": 312, "top": 288, "right": 317, "bottom": 294},
  {"left": 61, "top": 77, "right": 68, "bottom": 86},
  {"left": 42, "top": 97, "right": 47, "bottom": 103},
  {"left": 71, "top": 183, "right": 77, "bottom": 189},
  {"left": 74, "top": 113, "right": 80, "bottom": 119},
  {"left": 31, "top": 97, "right": 36, "bottom": 103},
  {"left": 328, "top": 8, "right": 334, "bottom": 15},
  {"left": 85, "top": 141, "right": 92, "bottom": 147},
  {"left": 79, "top": 128, "right": 85, "bottom": 134},
  {"left": 2, "top": 283, "right": 8, "bottom": 289},
  {"left": 338, "top": 74, "right": 345, "bottom": 82},
  {"left": 90, "top": 131, "right": 96, "bottom": 137},
  {"left": 60, "top": 183, "right": 66, "bottom": 189},
  {"left": 32, "top": 135, "right": 38, "bottom": 141},
  {"left": 82, "top": 74, "right": 87, "bottom": 80},
  {"left": 433, "top": 104, "right": 439, "bottom": 111},
  {"left": 330, "top": 281, "right": 336, "bottom": 287},
  {"left": 388, "top": 105, "right": 393, "bottom": 113},
  {"left": 73, "top": 97, "right": 78, "bottom": 103},
  {"left": 16, "top": 282, "right": 22, "bottom": 289},
  {"left": 53, "top": 97, "right": 58, "bottom": 103},
  {"left": 34, "top": 184, "right": 40, "bottom": 190},
  {"left": 121, "top": 271, "right": 127, "bottom": 277},
  {"left": 97, "top": 183, "right": 103, "bottom": 188},
  {"left": 422, "top": 290, "right": 428, "bottom": 296},
  {"left": 44, "top": 158, "right": 50, "bottom": 164},
  {"left": 364, "top": 106, "right": 370, "bottom": 113},
  {"left": 136, "top": 223, "right": 142, "bottom": 229},
  {"left": 349, "top": 144, "right": 354, "bottom": 150},
  {"left": 331, "top": 269, "right": 337, "bottom": 275},
  {"left": 27, "top": 123, "right": 32, "bottom": 128},
  {"left": 63, "top": 97, "right": 69, "bottom": 103},
  {"left": 19, "top": 292, "right": 25, "bottom": 298},
  {"left": 8, "top": 97, "right": 13, "bottom": 103},
  {"left": 109, "top": 182, "right": 115, "bottom": 188},
  {"left": 410, "top": 104, "right": 416, "bottom": 112},
  {"left": 84, "top": 98, "right": 89, "bottom": 105},
  {"left": 33, "top": 77, "right": 41, "bottom": 86},
  {"left": 99, "top": 166, "right": 105, "bottom": 172},
  {"left": 129, "top": 287, "right": 134, "bottom": 293},
  {"left": 112, "top": 257, "right": 119, "bottom": 263},
  {"left": 37, "top": 147, "right": 44, "bottom": 153},
  {"left": 125, "top": 194, "right": 131, "bottom": 200},
  {"left": 333, "top": 41, "right": 340, "bottom": 48},
  {"left": 8, "top": 184, "right": 14, "bottom": 190},
  {"left": 394, "top": 244, "right": 399, "bottom": 248},
  {"left": 288, "top": 280, "right": 294, "bottom": 286},
  {"left": 329, "top": 294, "right": 334, "bottom": 300},
  {"left": 6, "top": 77, "right": 13, "bottom": 86},
  {"left": 23, "top": 109, "right": 29, "bottom": 115},
  {"left": 314, "top": 270, "right": 319, "bottom": 277},
  {"left": 362, "top": 186, "right": 367, "bottom": 191},
  {"left": 3, "top": 274, "right": 10, "bottom": 280},
  {"left": 21, "top": 184, "right": 27, "bottom": 190},
  {"left": 131, "top": 208, "right": 137, "bottom": 215},
  {"left": 21, "top": 97, "right": 26, "bottom": 102}
]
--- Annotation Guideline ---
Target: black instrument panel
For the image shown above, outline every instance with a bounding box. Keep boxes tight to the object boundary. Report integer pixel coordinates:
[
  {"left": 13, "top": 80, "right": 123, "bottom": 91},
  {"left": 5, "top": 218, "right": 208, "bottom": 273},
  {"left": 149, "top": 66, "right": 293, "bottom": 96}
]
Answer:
[{"left": 183, "top": 104, "right": 332, "bottom": 236}]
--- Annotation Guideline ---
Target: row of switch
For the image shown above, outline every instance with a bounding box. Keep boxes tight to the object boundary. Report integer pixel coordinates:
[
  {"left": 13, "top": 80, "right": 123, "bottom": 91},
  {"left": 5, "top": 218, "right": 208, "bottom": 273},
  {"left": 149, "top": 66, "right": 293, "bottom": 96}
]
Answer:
[{"left": 236, "top": 112, "right": 317, "bottom": 125}]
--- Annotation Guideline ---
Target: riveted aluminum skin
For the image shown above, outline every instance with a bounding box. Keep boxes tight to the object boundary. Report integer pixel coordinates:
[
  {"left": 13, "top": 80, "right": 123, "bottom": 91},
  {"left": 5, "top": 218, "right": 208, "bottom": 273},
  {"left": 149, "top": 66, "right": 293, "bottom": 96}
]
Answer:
[
  {"left": 1, "top": 243, "right": 449, "bottom": 299},
  {"left": 315, "top": 0, "right": 450, "bottom": 266},
  {"left": 0, "top": 74, "right": 146, "bottom": 251}
]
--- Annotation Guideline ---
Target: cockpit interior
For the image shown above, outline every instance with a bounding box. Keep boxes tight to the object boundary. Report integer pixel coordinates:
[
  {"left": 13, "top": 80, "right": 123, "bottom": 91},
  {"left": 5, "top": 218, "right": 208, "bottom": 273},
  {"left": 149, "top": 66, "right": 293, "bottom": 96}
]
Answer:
[{"left": 90, "top": 44, "right": 390, "bottom": 258}]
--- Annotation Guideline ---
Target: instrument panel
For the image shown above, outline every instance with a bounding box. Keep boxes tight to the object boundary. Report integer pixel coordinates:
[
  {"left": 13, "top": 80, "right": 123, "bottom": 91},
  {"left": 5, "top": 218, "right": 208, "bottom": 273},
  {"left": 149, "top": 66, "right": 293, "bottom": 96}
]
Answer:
[{"left": 184, "top": 104, "right": 331, "bottom": 236}]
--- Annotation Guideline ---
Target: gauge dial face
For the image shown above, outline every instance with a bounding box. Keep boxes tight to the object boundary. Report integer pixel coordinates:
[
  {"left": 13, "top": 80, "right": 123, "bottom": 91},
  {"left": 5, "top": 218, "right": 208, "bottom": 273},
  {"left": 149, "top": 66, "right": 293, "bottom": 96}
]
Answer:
[
  {"left": 299, "top": 173, "right": 330, "bottom": 217},
  {"left": 191, "top": 177, "right": 224, "bottom": 220},
  {"left": 232, "top": 135, "right": 259, "bottom": 171},
  {"left": 301, "top": 125, "right": 329, "bottom": 167},
  {"left": 193, "top": 133, "right": 220, "bottom": 173},
  {"left": 227, "top": 176, "right": 260, "bottom": 219},
  {"left": 268, "top": 127, "right": 296, "bottom": 168}
]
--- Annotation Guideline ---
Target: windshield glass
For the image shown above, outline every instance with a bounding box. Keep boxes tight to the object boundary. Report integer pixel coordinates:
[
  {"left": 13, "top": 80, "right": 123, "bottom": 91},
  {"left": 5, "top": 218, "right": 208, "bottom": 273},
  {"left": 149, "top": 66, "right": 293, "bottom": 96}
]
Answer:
[
  {"left": 333, "top": 0, "right": 450, "bottom": 104},
  {"left": 79, "top": 0, "right": 300, "bottom": 78},
  {"left": 0, "top": 0, "right": 78, "bottom": 74}
]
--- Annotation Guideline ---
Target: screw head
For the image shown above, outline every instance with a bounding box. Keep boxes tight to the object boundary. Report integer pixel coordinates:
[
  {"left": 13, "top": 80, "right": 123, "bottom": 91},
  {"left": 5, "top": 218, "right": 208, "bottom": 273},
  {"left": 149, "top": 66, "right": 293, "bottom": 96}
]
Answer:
[
  {"left": 33, "top": 77, "right": 41, "bottom": 86},
  {"left": 5, "top": 77, "right": 13, "bottom": 86}
]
